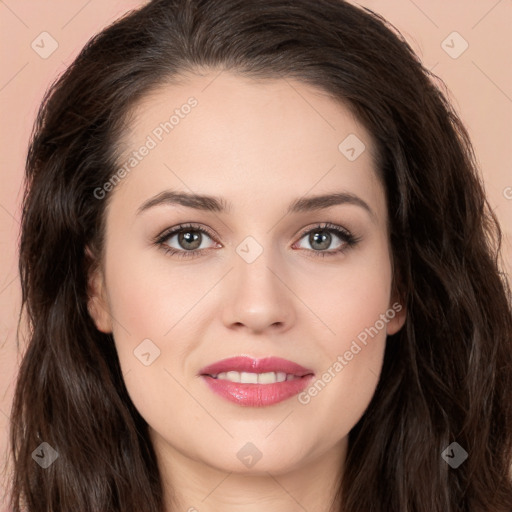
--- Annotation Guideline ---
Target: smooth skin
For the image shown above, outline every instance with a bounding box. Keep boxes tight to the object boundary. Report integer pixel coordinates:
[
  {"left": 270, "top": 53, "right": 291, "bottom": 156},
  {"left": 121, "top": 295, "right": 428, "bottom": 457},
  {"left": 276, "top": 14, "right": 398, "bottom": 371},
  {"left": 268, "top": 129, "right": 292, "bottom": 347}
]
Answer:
[{"left": 88, "top": 69, "right": 406, "bottom": 512}]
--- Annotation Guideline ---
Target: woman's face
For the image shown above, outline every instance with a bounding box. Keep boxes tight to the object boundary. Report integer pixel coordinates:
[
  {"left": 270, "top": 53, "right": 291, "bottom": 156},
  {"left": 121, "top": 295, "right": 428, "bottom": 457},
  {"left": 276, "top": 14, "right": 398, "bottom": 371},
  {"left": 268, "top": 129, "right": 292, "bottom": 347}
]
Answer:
[{"left": 88, "top": 70, "right": 406, "bottom": 480}]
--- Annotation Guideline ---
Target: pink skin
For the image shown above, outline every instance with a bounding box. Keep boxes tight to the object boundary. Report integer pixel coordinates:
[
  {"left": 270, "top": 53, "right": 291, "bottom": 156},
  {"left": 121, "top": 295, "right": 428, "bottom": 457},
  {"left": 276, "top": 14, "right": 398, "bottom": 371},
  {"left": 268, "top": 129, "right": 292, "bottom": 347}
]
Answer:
[{"left": 87, "top": 69, "right": 406, "bottom": 512}]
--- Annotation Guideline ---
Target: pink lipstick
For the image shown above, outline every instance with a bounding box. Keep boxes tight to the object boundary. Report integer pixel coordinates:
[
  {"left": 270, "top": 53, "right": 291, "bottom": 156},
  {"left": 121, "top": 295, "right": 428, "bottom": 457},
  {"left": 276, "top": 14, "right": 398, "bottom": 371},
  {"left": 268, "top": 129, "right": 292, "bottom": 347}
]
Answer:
[{"left": 199, "top": 356, "right": 315, "bottom": 407}]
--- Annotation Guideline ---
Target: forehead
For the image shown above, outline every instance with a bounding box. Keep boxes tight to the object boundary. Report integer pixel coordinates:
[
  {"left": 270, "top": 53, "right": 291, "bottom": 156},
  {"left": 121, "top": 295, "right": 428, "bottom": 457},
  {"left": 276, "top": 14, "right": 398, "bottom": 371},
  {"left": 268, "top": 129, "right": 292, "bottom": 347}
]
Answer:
[{"left": 110, "top": 70, "right": 385, "bottom": 223}]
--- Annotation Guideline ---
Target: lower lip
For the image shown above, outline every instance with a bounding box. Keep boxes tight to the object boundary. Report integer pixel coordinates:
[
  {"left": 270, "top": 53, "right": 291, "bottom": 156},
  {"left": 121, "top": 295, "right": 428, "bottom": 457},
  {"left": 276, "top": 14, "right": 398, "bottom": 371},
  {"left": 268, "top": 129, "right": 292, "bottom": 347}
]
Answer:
[{"left": 201, "top": 374, "right": 315, "bottom": 407}]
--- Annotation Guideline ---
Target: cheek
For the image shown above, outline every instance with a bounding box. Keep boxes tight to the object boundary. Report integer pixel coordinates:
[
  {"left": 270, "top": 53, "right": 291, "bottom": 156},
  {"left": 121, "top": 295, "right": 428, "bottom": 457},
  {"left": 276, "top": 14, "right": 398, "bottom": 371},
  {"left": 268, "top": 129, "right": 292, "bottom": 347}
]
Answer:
[
  {"left": 104, "top": 241, "right": 207, "bottom": 349},
  {"left": 299, "top": 232, "right": 393, "bottom": 350},
  {"left": 102, "top": 247, "right": 205, "bottom": 431},
  {"left": 294, "top": 239, "right": 393, "bottom": 432}
]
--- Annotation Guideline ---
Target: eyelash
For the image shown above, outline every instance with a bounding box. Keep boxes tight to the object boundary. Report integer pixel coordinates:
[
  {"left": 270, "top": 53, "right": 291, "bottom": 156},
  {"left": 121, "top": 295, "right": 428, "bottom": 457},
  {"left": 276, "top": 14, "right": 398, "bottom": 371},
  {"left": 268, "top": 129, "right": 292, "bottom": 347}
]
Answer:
[{"left": 154, "top": 222, "right": 360, "bottom": 260}]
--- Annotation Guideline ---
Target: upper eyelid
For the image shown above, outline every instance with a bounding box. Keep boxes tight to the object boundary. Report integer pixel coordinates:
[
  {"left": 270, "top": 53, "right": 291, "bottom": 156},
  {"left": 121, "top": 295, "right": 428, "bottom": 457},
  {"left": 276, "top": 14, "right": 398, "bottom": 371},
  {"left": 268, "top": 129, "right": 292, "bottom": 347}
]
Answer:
[{"left": 156, "top": 223, "right": 216, "bottom": 243}]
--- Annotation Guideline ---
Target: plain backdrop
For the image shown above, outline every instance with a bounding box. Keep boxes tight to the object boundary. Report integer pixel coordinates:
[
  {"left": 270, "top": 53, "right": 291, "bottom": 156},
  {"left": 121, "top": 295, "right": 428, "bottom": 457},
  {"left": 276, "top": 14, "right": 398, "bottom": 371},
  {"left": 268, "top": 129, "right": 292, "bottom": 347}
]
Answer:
[{"left": 1, "top": 0, "right": 511, "bottom": 507}]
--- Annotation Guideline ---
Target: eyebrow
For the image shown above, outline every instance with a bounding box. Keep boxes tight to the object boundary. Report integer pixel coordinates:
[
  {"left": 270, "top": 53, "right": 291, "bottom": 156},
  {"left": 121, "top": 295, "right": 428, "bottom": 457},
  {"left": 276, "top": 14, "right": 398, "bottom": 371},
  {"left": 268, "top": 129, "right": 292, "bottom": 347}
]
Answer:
[{"left": 136, "top": 190, "right": 377, "bottom": 222}]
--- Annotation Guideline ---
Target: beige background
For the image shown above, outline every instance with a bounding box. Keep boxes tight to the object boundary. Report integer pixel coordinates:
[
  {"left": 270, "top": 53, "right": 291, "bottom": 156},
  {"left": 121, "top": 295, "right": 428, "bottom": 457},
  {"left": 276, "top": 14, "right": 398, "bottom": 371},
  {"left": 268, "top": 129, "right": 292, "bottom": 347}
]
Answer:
[{"left": 0, "top": 0, "right": 511, "bottom": 507}]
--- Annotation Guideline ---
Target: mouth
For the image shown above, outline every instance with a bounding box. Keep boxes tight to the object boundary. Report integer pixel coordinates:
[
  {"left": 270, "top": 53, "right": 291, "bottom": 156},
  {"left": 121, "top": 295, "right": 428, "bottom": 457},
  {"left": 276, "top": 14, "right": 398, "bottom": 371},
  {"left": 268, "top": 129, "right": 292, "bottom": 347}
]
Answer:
[
  {"left": 199, "top": 356, "right": 315, "bottom": 407},
  {"left": 207, "top": 371, "right": 303, "bottom": 384}
]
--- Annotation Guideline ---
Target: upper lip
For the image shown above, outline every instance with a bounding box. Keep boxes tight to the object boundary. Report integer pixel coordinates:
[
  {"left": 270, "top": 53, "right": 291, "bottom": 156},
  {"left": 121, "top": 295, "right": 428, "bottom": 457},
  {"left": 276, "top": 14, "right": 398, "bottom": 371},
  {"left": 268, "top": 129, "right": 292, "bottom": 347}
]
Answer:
[{"left": 199, "top": 356, "right": 314, "bottom": 377}]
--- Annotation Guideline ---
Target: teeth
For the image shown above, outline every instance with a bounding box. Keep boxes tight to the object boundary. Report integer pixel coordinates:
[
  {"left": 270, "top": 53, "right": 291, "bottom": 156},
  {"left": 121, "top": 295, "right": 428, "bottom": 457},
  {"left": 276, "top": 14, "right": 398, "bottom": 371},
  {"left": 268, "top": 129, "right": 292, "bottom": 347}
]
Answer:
[
  {"left": 257, "top": 371, "right": 277, "bottom": 384},
  {"left": 241, "top": 372, "right": 258, "bottom": 384},
  {"left": 276, "top": 372, "right": 287, "bottom": 383},
  {"left": 212, "top": 371, "right": 299, "bottom": 384}
]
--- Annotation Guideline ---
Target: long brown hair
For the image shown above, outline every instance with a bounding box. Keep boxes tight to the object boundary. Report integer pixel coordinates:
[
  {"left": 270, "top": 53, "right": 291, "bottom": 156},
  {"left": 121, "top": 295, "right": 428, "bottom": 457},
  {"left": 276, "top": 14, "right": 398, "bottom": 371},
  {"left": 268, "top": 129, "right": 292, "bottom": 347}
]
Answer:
[{"left": 6, "top": 0, "right": 512, "bottom": 510}]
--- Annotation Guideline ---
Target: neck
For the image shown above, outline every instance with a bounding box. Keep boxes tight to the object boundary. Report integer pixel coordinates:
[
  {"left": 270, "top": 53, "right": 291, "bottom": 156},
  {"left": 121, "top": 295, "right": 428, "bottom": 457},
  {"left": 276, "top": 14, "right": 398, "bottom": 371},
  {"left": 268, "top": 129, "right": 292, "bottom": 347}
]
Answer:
[{"left": 151, "top": 431, "right": 346, "bottom": 512}]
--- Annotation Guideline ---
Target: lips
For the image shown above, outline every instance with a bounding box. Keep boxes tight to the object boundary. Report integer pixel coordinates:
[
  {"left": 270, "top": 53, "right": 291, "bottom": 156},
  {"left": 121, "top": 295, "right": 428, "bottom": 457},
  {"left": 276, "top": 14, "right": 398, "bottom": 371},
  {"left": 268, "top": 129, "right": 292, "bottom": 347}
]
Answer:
[{"left": 199, "top": 356, "right": 315, "bottom": 407}]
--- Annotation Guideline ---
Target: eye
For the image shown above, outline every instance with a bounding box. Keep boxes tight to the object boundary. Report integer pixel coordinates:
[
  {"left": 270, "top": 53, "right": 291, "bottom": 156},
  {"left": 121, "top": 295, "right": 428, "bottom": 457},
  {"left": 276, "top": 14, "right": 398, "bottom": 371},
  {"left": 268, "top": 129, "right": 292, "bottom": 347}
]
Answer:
[
  {"left": 154, "top": 222, "right": 360, "bottom": 260},
  {"left": 155, "top": 223, "right": 219, "bottom": 259},
  {"left": 293, "top": 222, "right": 360, "bottom": 257}
]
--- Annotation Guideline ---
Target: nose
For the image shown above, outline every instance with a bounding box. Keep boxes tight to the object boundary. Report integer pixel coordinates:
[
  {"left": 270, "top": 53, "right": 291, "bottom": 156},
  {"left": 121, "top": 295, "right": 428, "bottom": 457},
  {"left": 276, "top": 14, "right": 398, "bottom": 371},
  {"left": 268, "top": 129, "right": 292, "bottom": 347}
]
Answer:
[{"left": 220, "top": 246, "right": 296, "bottom": 335}]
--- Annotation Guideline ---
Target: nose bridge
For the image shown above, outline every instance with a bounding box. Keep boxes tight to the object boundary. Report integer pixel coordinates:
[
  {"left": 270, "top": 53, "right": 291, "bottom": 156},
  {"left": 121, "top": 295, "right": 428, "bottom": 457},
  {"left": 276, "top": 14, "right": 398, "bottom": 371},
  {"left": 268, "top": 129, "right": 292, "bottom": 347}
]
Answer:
[
  {"left": 222, "top": 234, "right": 294, "bottom": 332},
  {"left": 233, "top": 234, "right": 282, "bottom": 300}
]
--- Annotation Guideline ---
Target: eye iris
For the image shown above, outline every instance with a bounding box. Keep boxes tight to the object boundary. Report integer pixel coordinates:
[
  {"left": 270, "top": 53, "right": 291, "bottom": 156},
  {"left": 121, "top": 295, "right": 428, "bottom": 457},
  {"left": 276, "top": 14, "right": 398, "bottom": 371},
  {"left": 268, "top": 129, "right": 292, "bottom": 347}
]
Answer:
[
  {"left": 179, "top": 230, "right": 201, "bottom": 250},
  {"left": 310, "top": 230, "right": 331, "bottom": 250}
]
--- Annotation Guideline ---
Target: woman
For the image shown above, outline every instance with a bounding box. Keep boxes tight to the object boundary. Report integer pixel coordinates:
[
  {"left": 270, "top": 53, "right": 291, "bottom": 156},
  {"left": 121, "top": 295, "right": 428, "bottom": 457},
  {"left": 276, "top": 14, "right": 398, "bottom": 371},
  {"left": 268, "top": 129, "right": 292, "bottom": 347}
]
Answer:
[{"left": 6, "top": 0, "right": 512, "bottom": 510}]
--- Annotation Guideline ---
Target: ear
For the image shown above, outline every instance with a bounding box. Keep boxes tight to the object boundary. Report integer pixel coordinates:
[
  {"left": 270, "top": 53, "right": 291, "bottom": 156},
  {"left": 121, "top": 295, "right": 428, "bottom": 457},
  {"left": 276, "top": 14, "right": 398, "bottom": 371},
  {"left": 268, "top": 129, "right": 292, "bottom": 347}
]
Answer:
[
  {"left": 386, "top": 286, "right": 407, "bottom": 336},
  {"left": 85, "top": 246, "right": 113, "bottom": 333}
]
